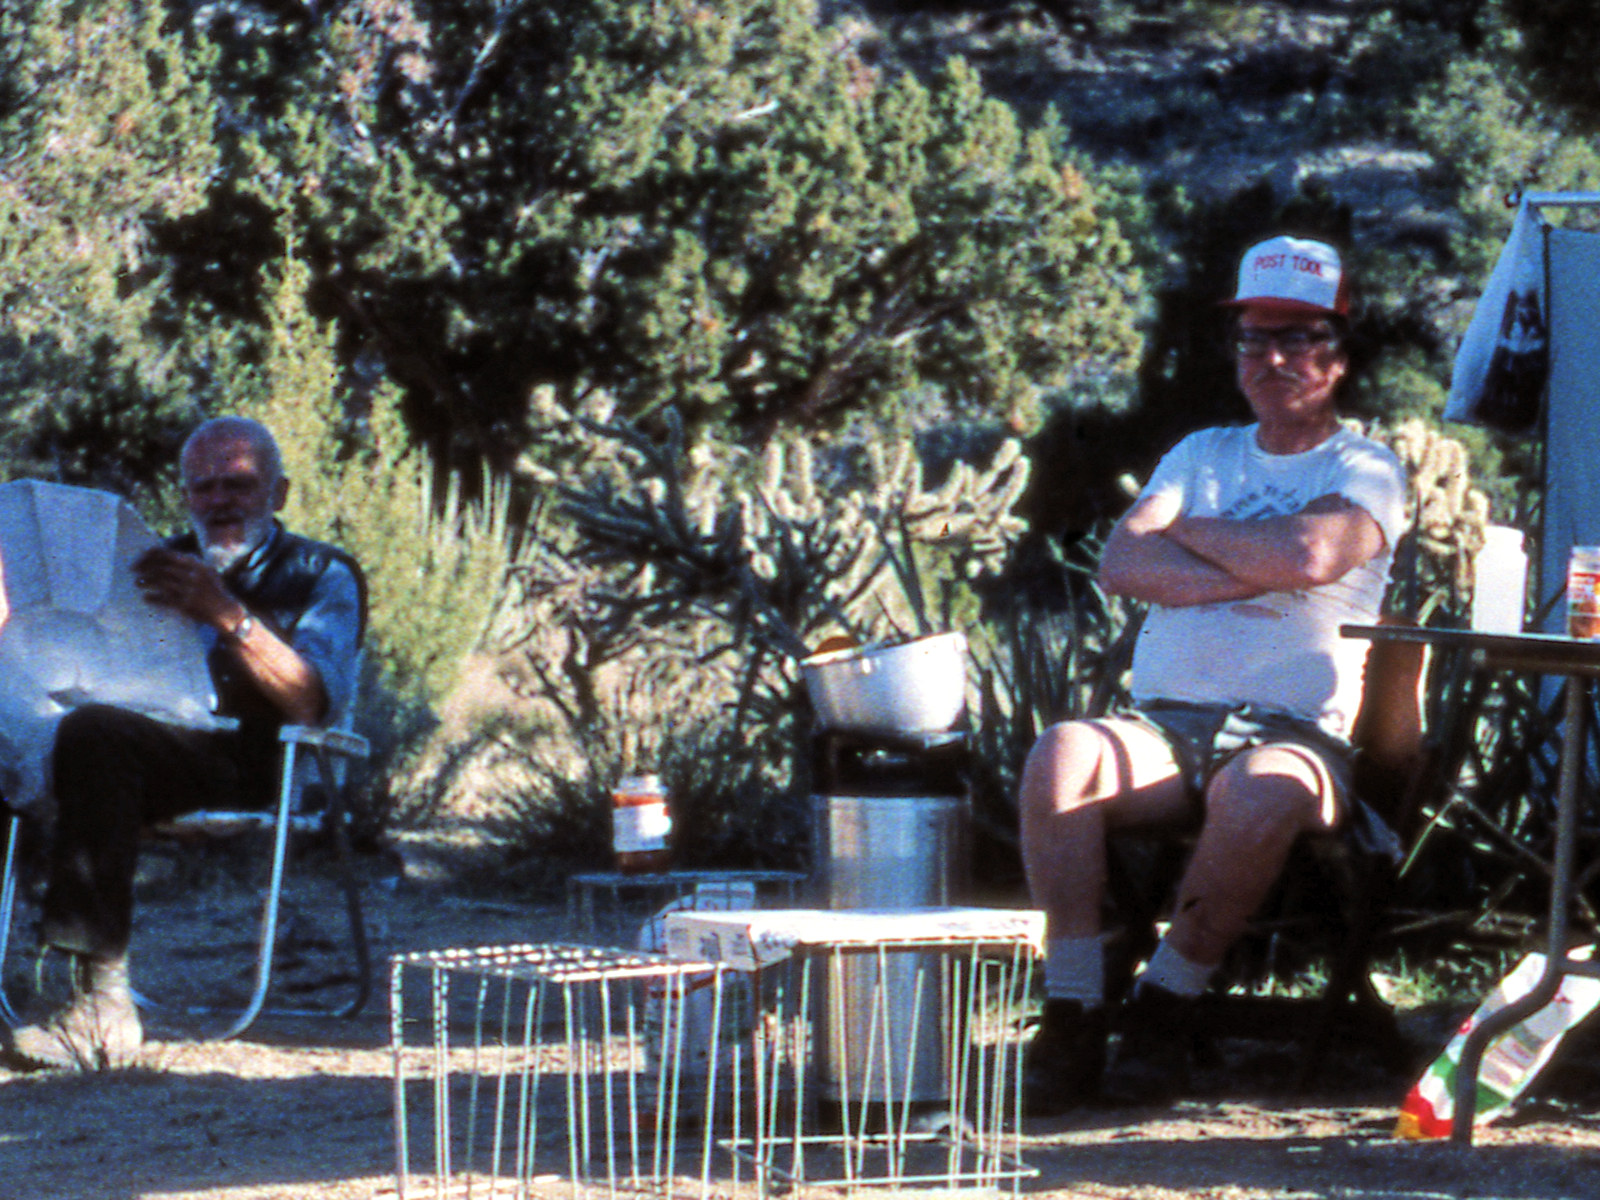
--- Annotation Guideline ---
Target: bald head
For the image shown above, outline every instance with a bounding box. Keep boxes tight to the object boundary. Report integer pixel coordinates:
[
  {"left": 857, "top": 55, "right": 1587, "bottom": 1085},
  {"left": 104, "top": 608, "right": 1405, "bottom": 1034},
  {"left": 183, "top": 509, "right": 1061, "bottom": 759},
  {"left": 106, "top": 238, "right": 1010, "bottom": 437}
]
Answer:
[
  {"left": 181, "top": 417, "right": 283, "bottom": 488},
  {"left": 180, "top": 417, "right": 289, "bottom": 569}
]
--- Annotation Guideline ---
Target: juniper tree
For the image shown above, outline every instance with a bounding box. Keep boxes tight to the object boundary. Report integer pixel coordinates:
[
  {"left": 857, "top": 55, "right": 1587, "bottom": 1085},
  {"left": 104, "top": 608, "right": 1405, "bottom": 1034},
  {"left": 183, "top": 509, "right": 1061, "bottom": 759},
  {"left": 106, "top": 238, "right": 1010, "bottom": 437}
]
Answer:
[
  {"left": 0, "top": 0, "right": 220, "bottom": 497},
  {"left": 398, "top": 0, "right": 1142, "bottom": 445},
  {"left": 156, "top": 0, "right": 1142, "bottom": 465}
]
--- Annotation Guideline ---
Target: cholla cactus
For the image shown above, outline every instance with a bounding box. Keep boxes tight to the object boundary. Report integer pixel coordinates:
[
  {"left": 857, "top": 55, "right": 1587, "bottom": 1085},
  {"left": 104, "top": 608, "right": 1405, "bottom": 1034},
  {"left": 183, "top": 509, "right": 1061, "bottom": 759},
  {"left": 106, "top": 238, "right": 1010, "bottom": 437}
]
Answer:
[
  {"left": 1372, "top": 417, "right": 1491, "bottom": 612},
  {"left": 425, "top": 392, "right": 1032, "bottom": 857},
  {"left": 743, "top": 429, "right": 1030, "bottom": 641},
  {"left": 518, "top": 392, "right": 1032, "bottom": 658}
]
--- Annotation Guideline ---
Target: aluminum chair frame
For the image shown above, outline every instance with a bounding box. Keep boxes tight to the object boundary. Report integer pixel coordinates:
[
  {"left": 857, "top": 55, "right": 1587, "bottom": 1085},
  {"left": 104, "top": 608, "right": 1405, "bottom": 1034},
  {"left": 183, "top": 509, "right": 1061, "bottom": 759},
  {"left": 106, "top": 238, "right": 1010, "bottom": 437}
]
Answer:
[{"left": 0, "top": 722, "right": 371, "bottom": 1039}]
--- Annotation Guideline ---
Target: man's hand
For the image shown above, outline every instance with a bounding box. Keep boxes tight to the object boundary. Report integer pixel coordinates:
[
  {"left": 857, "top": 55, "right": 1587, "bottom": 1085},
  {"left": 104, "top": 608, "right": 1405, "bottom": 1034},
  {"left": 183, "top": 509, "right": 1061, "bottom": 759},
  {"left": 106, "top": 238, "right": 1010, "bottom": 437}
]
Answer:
[
  {"left": 134, "top": 547, "right": 245, "bottom": 633},
  {"left": 134, "top": 545, "right": 328, "bottom": 725}
]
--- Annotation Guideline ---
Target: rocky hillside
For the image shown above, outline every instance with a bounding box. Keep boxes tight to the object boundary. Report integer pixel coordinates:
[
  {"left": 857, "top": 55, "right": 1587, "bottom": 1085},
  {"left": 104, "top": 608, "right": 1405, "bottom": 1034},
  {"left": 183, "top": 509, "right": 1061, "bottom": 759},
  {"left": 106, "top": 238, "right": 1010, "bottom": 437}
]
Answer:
[{"left": 853, "top": 1, "right": 1477, "bottom": 293}]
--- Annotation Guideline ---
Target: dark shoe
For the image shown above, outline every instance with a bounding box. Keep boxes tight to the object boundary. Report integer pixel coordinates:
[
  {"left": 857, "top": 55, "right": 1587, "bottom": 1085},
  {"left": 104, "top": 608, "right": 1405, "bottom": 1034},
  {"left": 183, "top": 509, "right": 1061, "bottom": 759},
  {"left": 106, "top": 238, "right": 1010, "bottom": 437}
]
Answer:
[
  {"left": 1023, "top": 999, "right": 1108, "bottom": 1115},
  {"left": 1103, "top": 984, "right": 1193, "bottom": 1105},
  {"left": 1, "top": 956, "right": 142, "bottom": 1072}
]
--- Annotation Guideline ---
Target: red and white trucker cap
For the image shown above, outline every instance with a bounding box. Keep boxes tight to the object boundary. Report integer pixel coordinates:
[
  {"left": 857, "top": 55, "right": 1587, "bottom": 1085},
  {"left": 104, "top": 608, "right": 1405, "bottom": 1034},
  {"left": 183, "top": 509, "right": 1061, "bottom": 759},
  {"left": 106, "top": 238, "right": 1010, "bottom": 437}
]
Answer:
[{"left": 1225, "top": 235, "right": 1348, "bottom": 317}]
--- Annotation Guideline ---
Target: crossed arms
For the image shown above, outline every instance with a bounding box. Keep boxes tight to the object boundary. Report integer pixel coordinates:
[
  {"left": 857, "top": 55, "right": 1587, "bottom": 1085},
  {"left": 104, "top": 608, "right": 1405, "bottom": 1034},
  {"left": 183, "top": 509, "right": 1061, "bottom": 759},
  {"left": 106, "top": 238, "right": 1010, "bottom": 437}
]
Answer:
[{"left": 1099, "top": 491, "right": 1386, "bottom": 609}]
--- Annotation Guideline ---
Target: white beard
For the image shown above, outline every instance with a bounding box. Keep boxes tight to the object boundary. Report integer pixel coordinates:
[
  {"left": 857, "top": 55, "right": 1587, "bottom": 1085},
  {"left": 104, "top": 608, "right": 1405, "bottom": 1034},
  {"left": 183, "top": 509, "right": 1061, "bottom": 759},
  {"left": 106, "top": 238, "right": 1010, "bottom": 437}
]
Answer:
[{"left": 196, "top": 517, "right": 273, "bottom": 573}]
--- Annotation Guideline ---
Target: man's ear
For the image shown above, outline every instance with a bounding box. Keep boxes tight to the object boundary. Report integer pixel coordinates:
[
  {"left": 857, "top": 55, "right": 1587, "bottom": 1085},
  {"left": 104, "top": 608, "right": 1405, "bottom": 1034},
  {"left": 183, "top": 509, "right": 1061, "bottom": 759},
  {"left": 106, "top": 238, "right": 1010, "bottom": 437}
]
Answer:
[{"left": 273, "top": 477, "right": 290, "bottom": 512}]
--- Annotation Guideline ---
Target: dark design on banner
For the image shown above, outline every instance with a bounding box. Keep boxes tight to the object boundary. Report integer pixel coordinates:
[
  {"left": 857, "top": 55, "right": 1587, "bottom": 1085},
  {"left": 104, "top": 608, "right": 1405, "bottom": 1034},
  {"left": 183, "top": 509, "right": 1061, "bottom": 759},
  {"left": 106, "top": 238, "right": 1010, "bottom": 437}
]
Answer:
[{"left": 1478, "top": 286, "right": 1549, "bottom": 434}]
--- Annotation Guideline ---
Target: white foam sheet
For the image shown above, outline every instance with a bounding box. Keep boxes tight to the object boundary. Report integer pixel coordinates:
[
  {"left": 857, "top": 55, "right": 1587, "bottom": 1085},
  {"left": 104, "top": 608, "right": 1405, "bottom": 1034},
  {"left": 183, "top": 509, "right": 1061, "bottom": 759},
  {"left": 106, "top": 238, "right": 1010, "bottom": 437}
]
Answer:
[
  {"left": 661, "top": 906, "right": 1045, "bottom": 971},
  {"left": 0, "top": 480, "right": 218, "bottom": 812},
  {"left": 1538, "top": 227, "right": 1600, "bottom": 628}
]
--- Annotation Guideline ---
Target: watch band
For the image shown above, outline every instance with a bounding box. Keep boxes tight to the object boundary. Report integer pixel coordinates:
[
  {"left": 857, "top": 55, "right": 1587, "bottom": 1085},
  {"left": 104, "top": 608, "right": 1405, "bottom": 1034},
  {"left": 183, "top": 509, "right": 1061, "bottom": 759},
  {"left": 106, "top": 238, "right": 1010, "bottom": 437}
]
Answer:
[{"left": 227, "top": 613, "right": 256, "bottom": 643}]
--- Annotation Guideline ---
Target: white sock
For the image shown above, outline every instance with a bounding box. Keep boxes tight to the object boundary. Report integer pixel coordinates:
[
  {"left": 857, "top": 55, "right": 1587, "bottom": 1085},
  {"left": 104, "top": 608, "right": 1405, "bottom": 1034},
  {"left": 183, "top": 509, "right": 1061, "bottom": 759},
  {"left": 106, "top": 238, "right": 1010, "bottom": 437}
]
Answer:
[
  {"left": 1043, "top": 936, "right": 1104, "bottom": 1008},
  {"left": 1139, "top": 939, "right": 1213, "bottom": 999}
]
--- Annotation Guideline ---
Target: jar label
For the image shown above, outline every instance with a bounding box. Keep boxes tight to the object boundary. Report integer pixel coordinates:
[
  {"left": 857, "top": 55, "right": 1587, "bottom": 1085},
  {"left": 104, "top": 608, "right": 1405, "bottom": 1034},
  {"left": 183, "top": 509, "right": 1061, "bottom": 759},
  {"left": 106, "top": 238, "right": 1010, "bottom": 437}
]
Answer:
[
  {"left": 1569, "top": 552, "right": 1600, "bottom": 640},
  {"left": 613, "top": 801, "right": 671, "bottom": 853}
]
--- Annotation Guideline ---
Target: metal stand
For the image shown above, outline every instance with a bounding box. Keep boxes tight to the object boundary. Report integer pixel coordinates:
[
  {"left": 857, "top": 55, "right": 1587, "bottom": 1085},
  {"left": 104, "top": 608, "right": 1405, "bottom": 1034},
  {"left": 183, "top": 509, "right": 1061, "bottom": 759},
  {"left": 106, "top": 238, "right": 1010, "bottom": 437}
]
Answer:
[
  {"left": 1451, "top": 675, "right": 1600, "bottom": 1142},
  {"left": 0, "top": 811, "right": 21, "bottom": 1026},
  {"left": 1344, "top": 624, "right": 1600, "bottom": 1142},
  {"left": 661, "top": 907, "right": 1042, "bottom": 1197},
  {"left": 390, "top": 943, "right": 725, "bottom": 1199}
]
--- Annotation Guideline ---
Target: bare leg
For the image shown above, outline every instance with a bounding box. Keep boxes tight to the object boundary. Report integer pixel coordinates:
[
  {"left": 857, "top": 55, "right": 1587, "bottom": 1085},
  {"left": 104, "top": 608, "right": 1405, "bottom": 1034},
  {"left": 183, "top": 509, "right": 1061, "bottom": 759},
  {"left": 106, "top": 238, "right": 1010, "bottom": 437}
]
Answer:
[
  {"left": 1019, "top": 717, "right": 1193, "bottom": 1110},
  {"left": 1097, "top": 740, "right": 1345, "bottom": 1104},
  {"left": 1019, "top": 717, "right": 1191, "bottom": 943},
  {"left": 1166, "top": 743, "right": 1342, "bottom": 967}
]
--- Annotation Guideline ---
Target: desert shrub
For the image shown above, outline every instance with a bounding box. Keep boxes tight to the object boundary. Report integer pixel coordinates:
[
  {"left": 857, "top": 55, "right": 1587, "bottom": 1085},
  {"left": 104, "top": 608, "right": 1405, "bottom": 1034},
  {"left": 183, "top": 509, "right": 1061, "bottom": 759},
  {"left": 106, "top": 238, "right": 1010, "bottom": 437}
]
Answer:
[
  {"left": 0, "top": 0, "right": 221, "bottom": 495},
  {"left": 400, "top": 393, "right": 1037, "bottom": 872},
  {"left": 238, "top": 249, "right": 517, "bottom": 789}
]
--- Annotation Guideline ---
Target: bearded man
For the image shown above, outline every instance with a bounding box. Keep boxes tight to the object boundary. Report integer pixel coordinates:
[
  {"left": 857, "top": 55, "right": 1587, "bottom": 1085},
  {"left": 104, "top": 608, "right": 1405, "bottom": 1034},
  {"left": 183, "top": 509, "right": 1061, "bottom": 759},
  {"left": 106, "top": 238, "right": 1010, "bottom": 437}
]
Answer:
[{"left": 4, "top": 417, "right": 364, "bottom": 1071}]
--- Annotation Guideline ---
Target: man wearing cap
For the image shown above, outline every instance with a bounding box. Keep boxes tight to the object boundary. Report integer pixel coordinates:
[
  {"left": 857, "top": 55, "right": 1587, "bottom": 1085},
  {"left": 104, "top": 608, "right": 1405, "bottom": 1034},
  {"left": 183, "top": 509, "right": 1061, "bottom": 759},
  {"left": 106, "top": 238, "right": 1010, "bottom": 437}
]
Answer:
[{"left": 1020, "top": 236, "right": 1408, "bottom": 1110}]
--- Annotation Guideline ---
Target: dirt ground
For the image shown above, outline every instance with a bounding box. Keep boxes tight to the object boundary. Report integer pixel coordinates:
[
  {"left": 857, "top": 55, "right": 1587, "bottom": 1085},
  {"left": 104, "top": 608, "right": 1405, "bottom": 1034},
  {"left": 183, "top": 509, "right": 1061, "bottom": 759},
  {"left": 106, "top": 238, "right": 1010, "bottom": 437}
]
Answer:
[{"left": 3, "top": 841, "right": 1599, "bottom": 1200}]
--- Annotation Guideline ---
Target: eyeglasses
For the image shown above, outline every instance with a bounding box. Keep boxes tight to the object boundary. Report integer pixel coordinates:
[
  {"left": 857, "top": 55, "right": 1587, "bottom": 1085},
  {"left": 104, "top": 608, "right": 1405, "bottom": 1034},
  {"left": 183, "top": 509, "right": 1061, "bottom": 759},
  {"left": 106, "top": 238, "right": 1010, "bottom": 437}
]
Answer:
[{"left": 1233, "top": 327, "right": 1338, "bottom": 359}]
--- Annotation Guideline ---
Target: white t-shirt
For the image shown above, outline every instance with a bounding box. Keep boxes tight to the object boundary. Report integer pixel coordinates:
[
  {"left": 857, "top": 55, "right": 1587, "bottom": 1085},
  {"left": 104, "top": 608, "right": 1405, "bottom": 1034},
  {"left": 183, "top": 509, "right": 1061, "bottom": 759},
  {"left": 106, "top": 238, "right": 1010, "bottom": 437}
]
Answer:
[{"left": 1128, "top": 423, "right": 1408, "bottom": 738}]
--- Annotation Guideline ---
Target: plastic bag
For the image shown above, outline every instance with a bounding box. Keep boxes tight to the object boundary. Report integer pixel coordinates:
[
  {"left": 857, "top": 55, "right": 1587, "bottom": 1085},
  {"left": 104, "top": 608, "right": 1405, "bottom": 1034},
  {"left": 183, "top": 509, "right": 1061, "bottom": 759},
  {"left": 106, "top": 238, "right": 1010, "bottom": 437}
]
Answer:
[
  {"left": 1395, "top": 948, "right": 1600, "bottom": 1139},
  {"left": 1445, "top": 201, "right": 1549, "bottom": 436}
]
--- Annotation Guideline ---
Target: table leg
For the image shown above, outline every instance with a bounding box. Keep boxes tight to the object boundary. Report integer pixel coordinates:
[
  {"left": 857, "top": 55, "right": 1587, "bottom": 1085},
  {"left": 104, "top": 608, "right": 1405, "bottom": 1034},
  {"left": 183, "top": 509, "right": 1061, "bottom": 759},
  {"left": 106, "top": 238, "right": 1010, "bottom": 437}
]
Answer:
[{"left": 1450, "top": 674, "right": 1588, "bottom": 1143}]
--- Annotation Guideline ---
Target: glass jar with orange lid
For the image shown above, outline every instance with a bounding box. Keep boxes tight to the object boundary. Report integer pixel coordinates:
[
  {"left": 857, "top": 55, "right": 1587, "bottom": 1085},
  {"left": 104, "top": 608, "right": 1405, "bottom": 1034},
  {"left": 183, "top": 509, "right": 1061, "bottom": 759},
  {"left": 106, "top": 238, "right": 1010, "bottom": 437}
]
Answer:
[{"left": 612, "top": 773, "right": 672, "bottom": 873}]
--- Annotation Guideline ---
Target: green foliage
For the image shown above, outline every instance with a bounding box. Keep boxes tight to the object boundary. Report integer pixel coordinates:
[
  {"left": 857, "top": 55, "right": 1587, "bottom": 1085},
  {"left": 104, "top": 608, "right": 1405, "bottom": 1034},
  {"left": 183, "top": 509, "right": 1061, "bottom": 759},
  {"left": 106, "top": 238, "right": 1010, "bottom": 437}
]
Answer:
[
  {"left": 373, "top": 0, "right": 1143, "bottom": 440},
  {"left": 1411, "top": 53, "right": 1600, "bottom": 274},
  {"left": 0, "top": 0, "right": 221, "bottom": 492},
  {"left": 0, "top": 1, "right": 219, "bottom": 354},
  {"left": 0, "top": 335, "right": 186, "bottom": 513},
  {"left": 2, "top": 0, "right": 1145, "bottom": 479},
  {"left": 1499, "top": 0, "right": 1600, "bottom": 131},
  {"left": 241, "top": 249, "right": 515, "bottom": 725}
]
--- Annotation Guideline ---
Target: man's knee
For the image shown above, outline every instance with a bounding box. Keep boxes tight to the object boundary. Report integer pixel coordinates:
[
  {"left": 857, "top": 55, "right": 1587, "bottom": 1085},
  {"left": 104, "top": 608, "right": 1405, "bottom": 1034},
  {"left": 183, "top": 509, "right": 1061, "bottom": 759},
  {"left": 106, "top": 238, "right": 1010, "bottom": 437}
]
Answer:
[
  {"left": 1024, "top": 717, "right": 1181, "bottom": 818},
  {"left": 1024, "top": 721, "right": 1112, "bottom": 816},
  {"left": 1204, "top": 744, "right": 1341, "bottom": 834},
  {"left": 56, "top": 704, "right": 145, "bottom": 749},
  {"left": 53, "top": 705, "right": 162, "bottom": 770},
  {"left": 52, "top": 705, "right": 186, "bottom": 810}
]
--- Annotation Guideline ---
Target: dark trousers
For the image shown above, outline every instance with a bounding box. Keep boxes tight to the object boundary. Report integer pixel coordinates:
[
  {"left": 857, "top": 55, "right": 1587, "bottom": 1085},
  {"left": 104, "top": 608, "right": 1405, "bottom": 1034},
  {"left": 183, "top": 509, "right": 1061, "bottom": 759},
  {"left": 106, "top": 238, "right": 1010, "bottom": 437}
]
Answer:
[{"left": 41, "top": 704, "right": 267, "bottom": 958}]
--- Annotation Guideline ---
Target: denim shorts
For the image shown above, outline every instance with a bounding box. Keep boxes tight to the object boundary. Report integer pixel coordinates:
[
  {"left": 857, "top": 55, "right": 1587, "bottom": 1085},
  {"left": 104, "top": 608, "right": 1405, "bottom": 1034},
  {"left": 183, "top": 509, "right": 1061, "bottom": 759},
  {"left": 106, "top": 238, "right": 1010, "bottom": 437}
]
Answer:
[{"left": 1113, "top": 700, "right": 1401, "bottom": 863}]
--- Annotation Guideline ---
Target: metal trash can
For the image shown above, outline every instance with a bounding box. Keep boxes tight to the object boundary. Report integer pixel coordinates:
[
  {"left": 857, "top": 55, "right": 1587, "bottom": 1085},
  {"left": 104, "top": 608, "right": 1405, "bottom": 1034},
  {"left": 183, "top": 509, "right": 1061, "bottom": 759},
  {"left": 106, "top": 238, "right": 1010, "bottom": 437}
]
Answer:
[{"left": 809, "top": 731, "right": 970, "bottom": 1104}]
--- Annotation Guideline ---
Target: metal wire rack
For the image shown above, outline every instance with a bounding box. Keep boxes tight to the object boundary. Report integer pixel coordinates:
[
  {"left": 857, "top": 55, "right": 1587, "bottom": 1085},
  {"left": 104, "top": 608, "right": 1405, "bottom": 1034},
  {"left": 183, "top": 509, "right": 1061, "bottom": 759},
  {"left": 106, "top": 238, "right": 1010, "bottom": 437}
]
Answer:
[
  {"left": 660, "top": 907, "right": 1043, "bottom": 1197},
  {"left": 390, "top": 943, "right": 727, "bottom": 1200}
]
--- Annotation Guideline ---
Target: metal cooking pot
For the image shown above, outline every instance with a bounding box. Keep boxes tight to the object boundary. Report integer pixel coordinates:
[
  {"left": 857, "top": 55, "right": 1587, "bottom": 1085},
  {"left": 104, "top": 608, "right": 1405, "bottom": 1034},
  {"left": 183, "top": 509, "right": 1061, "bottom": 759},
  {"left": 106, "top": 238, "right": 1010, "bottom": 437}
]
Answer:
[{"left": 800, "top": 632, "right": 966, "bottom": 735}]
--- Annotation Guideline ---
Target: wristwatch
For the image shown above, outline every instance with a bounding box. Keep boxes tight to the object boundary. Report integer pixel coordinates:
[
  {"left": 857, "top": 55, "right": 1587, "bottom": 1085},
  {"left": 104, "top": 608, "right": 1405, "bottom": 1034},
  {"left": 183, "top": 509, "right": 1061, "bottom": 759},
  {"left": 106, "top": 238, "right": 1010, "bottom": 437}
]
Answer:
[{"left": 226, "top": 612, "right": 256, "bottom": 643}]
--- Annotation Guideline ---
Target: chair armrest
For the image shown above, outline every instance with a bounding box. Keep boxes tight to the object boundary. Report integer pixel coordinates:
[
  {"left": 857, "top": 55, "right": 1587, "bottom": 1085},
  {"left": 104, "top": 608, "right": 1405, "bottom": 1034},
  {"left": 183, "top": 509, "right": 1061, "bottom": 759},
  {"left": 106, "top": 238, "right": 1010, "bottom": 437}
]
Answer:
[
  {"left": 158, "top": 811, "right": 326, "bottom": 837},
  {"left": 279, "top": 725, "right": 370, "bottom": 759}
]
